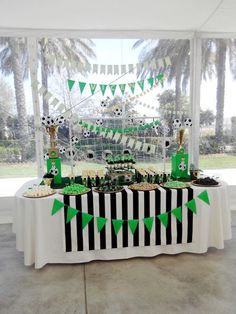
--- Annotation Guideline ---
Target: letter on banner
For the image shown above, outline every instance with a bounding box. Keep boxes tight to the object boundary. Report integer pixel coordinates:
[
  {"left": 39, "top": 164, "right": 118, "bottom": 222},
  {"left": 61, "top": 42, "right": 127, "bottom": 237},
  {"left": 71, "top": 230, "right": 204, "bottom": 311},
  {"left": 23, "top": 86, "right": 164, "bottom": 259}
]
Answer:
[
  {"left": 107, "top": 65, "right": 113, "bottom": 74},
  {"left": 158, "top": 59, "right": 164, "bottom": 68},
  {"left": 127, "top": 138, "right": 135, "bottom": 149},
  {"left": 150, "top": 60, "right": 157, "bottom": 70},
  {"left": 114, "top": 65, "right": 119, "bottom": 75},
  {"left": 165, "top": 56, "right": 171, "bottom": 66},
  {"left": 136, "top": 63, "right": 142, "bottom": 73},
  {"left": 50, "top": 98, "right": 60, "bottom": 107},
  {"left": 120, "top": 135, "right": 128, "bottom": 145},
  {"left": 128, "top": 64, "right": 134, "bottom": 73},
  {"left": 113, "top": 132, "right": 121, "bottom": 143},
  {"left": 100, "top": 65, "right": 106, "bottom": 74},
  {"left": 121, "top": 64, "right": 126, "bottom": 74},
  {"left": 134, "top": 141, "right": 142, "bottom": 151},
  {"left": 93, "top": 64, "right": 98, "bottom": 74}
]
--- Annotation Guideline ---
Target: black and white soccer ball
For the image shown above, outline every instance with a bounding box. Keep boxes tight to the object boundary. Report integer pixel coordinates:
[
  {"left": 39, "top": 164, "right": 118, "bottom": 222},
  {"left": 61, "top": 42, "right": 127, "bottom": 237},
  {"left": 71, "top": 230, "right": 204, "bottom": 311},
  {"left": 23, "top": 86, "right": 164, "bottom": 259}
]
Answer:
[
  {"left": 184, "top": 118, "right": 192, "bottom": 127},
  {"left": 123, "top": 149, "right": 132, "bottom": 155},
  {"left": 55, "top": 115, "right": 65, "bottom": 126},
  {"left": 86, "top": 150, "right": 95, "bottom": 160},
  {"left": 71, "top": 136, "right": 79, "bottom": 145},
  {"left": 178, "top": 161, "right": 187, "bottom": 171},
  {"left": 42, "top": 115, "right": 54, "bottom": 127},
  {"left": 65, "top": 148, "right": 76, "bottom": 159},
  {"left": 100, "top": 100, "right": 107, "bottom": 107},
  {"left": 43, "top": 152, "right": 49, "bottom": 160},
  {"left": 83, "top": 130, "right": 91, "bottom": 138},
  {"left": 138, "top": 119, "right": 145, "bottom": 126},
  {"left": 165, "top": 140, "right": 171, "bottom": 148},
  {"left": 59, "top": 146, "right": 66, "bottom": 154},
  {"left": 127, "top": 115, "right": 134, "bottom": 124},
  {"left": 113, "top": 108, "right": 122, "bottom": 116},
  {"left": 102, "top": 150, "right": 113, "bottom": 160},
  {"left": 96, "top": 119, "right": 103, "bottom": 126},
  {"left": 50, "top": 165, "right": 59, "bottom": 176},
  {"left": 173, "top": 119, "right": 182, "bottom": 129}
]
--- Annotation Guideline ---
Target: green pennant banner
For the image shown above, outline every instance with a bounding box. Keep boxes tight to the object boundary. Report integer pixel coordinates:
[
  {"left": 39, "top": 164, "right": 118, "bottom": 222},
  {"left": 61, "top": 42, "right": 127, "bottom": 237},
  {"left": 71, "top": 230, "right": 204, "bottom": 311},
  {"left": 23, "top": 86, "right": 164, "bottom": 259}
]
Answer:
[
  {"left": 79, "top": 82, "right": 86, "bottom": 94},
  {"left": 66, "top": 206, "right": 79, "bottom": 223},
  {"left": 112, "top": 219, "right": 124, "bottom": 235},
  {"left": 67, "top": 79, "right": 75, "bottom": 91},
  {"left": 96, "top": 217, "right": 108, "bottom": 232},
  {"left": 157, "top": 213, "right": 169, "bottom": 228},
  {"left": 51, "top": 199, "right": 64, "bottom": 216},
  {"left": 197, "top": 190, "right": 210, "bottom": 205},
  {"left": 156, "top": 73, "right": 164, "bottom": 87},
  {"left": 147, "top": 77, "right": 154, "bottom": 88},
  {"left": 185, "top": 199, "right": 197, "bottom": 214},
  {"left": 172, "top": 206, "right": 182, "bottom": 222},
  {"left": 82, "top": 212, "right": 93, "bottom": 229},
  {"left": 109, "top": 84, "right": 117, "bottom": 96},
  {"left": 143, "top": 217, "right": 154, "bottom": 233},
  {"left": 137, "top": 80, "right": 145, "bottom": 91},
  {"left": 89, "top": 83, "right": 97, "bottom": 95},
  {"left": 119, "top": 84, "right": 126, "bottom": 95},
  {"left": 128, "top": 219, "right": 139, "bottom": 234},
  {"left": 128, "top": 82, "right": 136, "bottom": 94},
  {"left": 100, "top": 84, "right": 107, "bottom": 96}
]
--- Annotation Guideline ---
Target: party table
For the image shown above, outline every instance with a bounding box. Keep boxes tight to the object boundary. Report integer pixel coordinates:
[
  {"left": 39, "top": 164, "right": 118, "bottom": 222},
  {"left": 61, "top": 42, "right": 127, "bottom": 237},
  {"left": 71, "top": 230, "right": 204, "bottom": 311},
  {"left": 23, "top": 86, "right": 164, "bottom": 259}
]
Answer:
[{"left": 13, "top": 179, "right": 232, "bottom": 269}]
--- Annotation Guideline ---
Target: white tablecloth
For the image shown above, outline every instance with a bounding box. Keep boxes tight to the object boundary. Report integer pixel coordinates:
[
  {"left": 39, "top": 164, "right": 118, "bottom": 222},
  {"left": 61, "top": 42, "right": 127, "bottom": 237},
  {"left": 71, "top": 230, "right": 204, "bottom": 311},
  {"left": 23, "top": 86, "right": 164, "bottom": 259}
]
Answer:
[{"left": 13, "top": 179, "right": 232, "bottom": 269}]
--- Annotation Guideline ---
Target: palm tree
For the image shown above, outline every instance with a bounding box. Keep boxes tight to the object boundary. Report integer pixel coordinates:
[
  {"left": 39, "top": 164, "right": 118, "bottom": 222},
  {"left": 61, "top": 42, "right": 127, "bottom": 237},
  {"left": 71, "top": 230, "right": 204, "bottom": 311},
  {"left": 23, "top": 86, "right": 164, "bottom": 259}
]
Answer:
[
  {"left": 39, "top": 38, "right": 96, "bottom": 115},
  {"left": 0, "top": 38, "right": 29, "bottom": 160}
]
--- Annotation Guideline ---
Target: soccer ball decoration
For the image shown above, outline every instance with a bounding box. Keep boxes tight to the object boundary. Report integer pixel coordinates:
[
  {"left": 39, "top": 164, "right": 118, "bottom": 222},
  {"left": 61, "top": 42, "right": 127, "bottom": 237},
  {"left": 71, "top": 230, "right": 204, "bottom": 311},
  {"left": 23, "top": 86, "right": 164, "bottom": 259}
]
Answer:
[
  {"left": 113, "top": 108, "right": 122, "bottom": 116},
  {"left": 71, "top": 136, "right": 79, "bottom": 145},
  {"left": 50, "top": 165, "right": 59, "bottom": 176},
  {"left": 55, "top": 116, "right": 65, "bottom": 126},
  {"left": 127, "top": 115, "right": 134, "bottom": 124},
  {"left": 83, "top": 130, "right": 91, "bottom": 138},
  {"left": 96, "top": 119, "right": 103, "bottom": 126},
  {"left": 59, "top": 146, "right": 66, "bottom": 154},
  {"left": 44, "top": 152, "right": 49, "bottom": 160},
  {"left": 100, "top": 97, "right": 110, "bottom": 108},
  {"left": 123, "top": 148, "right": 132, "bottom": 155},
  {"left": 138, "top": 119, "right": 145, "bottom": 126},
  {"left": 102, "top": 150, "right": 113, "bottom": 160},
  {"left": 86, "top": 150, "right": 95, "bottom": 160},
  {"left": 178, "top": 160, "right": 187, "bottom": 171},
  {"left": 173, "top": 119, "right": 182, "bottom": 129},
  {"left": 41, "top": 115, "right": 65, "bottom": 128},
  {"left": 184, "top": 118, "right": 192, "bottom": 127},
  {"left": 65, "top": 148, "right": 76, "bottom": 159}
]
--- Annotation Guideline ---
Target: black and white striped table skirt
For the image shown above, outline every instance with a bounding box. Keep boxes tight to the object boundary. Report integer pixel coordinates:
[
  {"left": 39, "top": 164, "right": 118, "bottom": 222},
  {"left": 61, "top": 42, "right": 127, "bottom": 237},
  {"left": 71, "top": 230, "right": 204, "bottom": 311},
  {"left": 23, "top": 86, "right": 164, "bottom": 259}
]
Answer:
[{"left": 63, "top": 187, "right": 194, "bottom": 252}]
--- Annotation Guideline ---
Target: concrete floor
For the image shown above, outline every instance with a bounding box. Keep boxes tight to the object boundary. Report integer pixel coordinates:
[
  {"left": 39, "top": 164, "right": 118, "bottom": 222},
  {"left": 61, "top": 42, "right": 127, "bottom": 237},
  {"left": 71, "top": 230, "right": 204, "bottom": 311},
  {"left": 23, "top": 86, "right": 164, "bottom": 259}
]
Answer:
[{"left": 0, "top": 214, "right": 236, "bottom": 314}]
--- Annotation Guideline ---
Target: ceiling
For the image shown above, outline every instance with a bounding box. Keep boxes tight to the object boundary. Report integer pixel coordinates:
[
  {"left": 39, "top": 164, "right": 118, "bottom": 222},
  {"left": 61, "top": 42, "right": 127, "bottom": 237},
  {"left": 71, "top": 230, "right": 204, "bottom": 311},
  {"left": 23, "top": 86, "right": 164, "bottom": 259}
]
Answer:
[{"left": 0, "top": 0, "right": 236, "bottom": 37}]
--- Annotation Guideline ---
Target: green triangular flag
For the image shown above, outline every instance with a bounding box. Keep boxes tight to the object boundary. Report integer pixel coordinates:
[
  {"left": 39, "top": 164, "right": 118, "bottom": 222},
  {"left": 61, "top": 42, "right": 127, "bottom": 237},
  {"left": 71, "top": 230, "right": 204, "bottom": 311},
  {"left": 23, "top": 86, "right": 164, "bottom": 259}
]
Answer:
[
  {"left": 119, "top": 84, "right": 126, "bottom": 95},
  {"left": 172, "top": 206, "right": 182, "bottom": 222},
  {"left": 137, "top": 80, "right": 145, "bottom": 91},
  {"left": 96, "top": 217, "right": 108, "bottom": 232},
  {"left": 79, "top": 82, "right": 86, "bottom": 94},
  {"left": 82, "top": 212, "right": 93, "bottom": 229},
  {"left": 67, "top": 79, "right": 75, "bottom": 91},
  {"left": 185, "top": 199, "right": 197, "bottom": 214},
  {"left": 66, "top": 206, "right": 79, "bottom": 223},
  {"left": 156, "top": 73, "right": 164, "bottom": 87},
  {"left": 112, "top": 219, "right": 124, "bottom": 235},
  {"left": 197, "top": 190, "right": 210, "bottom": 205},
  {"left": 128, "top": 82, "right": 135, "bottom": 94},
  {"left": 51, "top": 199, "right": 64, "bottom": 216},
  {"left": 157, "top": 213, "right": 169, "bottom": 228},
  {"left": 89, "top": 83, "right": 97, "bottom": 95},
  {"left": 147, "top": 77, "right": 154, "bottom": 88},
  {"left": 143, "top": 217, "right": 154, "bottom": 233},
  {"left": 128, "top": 219, "right": 139, "bottom": 234},
  {"left": 109, "top": 84, "right": 117, "bottom": 96},
  {"left": 100, "top": 84, "right": 107, "bottom": 96}
]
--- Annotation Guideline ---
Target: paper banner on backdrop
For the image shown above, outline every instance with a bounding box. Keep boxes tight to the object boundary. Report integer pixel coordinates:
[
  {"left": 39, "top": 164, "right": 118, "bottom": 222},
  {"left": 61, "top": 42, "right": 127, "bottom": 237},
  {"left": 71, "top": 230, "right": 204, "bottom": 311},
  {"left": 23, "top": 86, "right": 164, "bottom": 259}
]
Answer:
[
  {"left": 119, "top": 84, "right": 126, "bottom": 95},
  {"left": 96, "top": 217, "right": 108, "bottom": 232},
  {"left": 148, "top": 144, "right": 156, "bottom": 155},
  {"left": 38, "top": 86, "right": 47, "bottom": 95},
  {"left": 109, "top": 84, "right": 117, "bottom": 96},
  {"left": 128, "top": 219, "right": 139, "bottom": 234},
  {"left": 197, "top": 191, "right": 210, "bottom": 205},
  {"left": 66, "top": 206, "right": 78, "bottom": 223},
  {"left": 120, "top": 135, "right": 128, "bottom": 145},
  {"left": 50, "top": 98, "right": 60, "bottom": 107},
  {"left": 64, "top": 110, "right": 72, "bottom": 118},
  {"left": 114, "top": 65, "right": 119, "bottom": 75},
  {"left": 147, "top": 77, "right": 154, "bottom": 88},
  {"left": 100, "top": 65, "right": 106, "bottom": 74},
  {"left": 93, "top": 64, "right": 98, "bottom": 74},
  {"left": 127, "top": 138, "right": 135, "bottom": 149},
  {"left": 136, "top": 63, "right": 142, "bottom": 73},
  {"left": 100, "top": 84, "right": 107, "bottom": 95},
  {"left": 121, "top": 64, "right": 126, "bottom": 74},
  {"left": 157, "top": 213, "right": 168, "bottom": 227},
  {"left": 107, "top": 65, "right": 113, "bottom": 74},
  {"left": 106, "top": 130, "right": 114, "bottom": 139},
  {"left": 134, "top": 141, "right": 142, "bottom": 151},
  {"left": 172, "top": 207, "right": 182, "bottom": 222},
  {"left": 79, "top": 82, "right": 86, "bottom": 94},
  {"left": 137, "top": 80, "right": 145, "bottom": 91},
  {"left": 128, "top": 64, "right": 134, "bottom": 73},
  {"left": 185, "top": 199, "right": 197, "bottom": 214},
  {"left": 82, "top": 212, "right": 93, "bottom": 229},
  {"left": 143, "top": 217, "right": 154, "bottom": 232},
  {"left": 142, "top": 143, "right": 152, "bottom": 154},
  {"left": 57, "top": 103, "right": 65, "bottom": 113},
  {"left": 112, "top": 219, "right": 124, "bottom": 235},
  {"left": 85, "top": 63, "right": 91, "bottom": 72},
  {"left": 89, "top": 83, "right": 97, "bottom": 94},
  {"left": 150, "top": 60, "right": 157, "bottom": 70},
  {"left": 67, "top": 79, "right": 75, "bottom": 91},
  {"left": 165, "top": 56, "right": 171, "bottom": 66},
  {"left": 113, "top": 132, "right": 121, "bottom": 142},
  {"left": 44, "top": 92, "right": 53, "bottom": 102},
  {"left": 158, "top": 59, "right": 164, "bottom": 68},
  {"left": 128, "top": 82, "right": 135, "bottom": 94},
  {"left": 51, "top": 199, "right": 64, "bottom": 216}
]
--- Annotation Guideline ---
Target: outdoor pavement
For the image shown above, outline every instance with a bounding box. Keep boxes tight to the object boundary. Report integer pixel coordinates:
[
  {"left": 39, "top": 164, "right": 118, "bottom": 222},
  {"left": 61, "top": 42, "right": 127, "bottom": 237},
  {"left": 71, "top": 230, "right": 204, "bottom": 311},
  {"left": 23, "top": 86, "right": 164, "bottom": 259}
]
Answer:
[{"left": 0, "top": 212, "right": 236, "bottom": 314}]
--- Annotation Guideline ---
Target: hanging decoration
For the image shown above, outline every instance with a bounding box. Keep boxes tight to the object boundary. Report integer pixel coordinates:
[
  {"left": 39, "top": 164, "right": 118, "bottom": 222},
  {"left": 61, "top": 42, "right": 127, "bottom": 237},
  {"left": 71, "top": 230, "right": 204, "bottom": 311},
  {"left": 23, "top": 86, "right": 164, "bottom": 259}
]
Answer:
[{"left": 51, "top": 190, "right": 210, "bottom": 233}]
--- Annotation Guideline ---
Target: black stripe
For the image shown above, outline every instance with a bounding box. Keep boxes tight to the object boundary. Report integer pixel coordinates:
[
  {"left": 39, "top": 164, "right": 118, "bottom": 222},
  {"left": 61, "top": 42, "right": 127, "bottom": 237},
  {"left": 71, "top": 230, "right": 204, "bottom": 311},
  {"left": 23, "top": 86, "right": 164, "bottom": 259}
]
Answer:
[
  {"left": 144, "top": 191, "right": 150, "bottom": 246},
  {"left": 110, "top": 193, "right": 117, "bottom": 248},
  {"left": 63, "top": 195, "right": 72, "bottom": 252},
  {"left": 121, "top": 190, "right": 128, "bottom": 247},
  {"left": 166, "top": 189, "right": 172, "bottom": 245},
  {"left": 187, "top": 187, "right": 194, "bottom": 243},
  {"left": 155, "top": 189, "right": 161, "bottom": 245},
  {"left": 176, "top": 189, "right": 183, "bottom": 244},
  {"left": 75, "top": 195, "right": 83, "bottom": 251},
  {"left": 132, "top": 190, "right": 139, "bottom": 246},
  {"left": 98, "top": 193, "right": 106, "bottom": 249},
  {"left": 87, "top": 191, "right": 95, "bottom": 250}
]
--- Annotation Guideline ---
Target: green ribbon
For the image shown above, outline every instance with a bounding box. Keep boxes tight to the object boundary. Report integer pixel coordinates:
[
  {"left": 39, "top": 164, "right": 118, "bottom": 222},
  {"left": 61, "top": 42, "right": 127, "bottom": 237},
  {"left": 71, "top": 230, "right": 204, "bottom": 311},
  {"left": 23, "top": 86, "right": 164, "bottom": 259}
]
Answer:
[
  {"left": 79, "top": 82, "right": 86, "bottom": 94},
  {"left": 119, "top": 84, "right": 126, "bottom": 95},
  {"left": 128, "top": 82, "right": 135, "bottom": 94},
  {"left": 100, "top": 84, "right": 107, "bottom": 96},
  {"left": 172, "top": 206, "right": 182, "bottom": 222},
  {"left": 128, "top": 219, "right": 139, "bottom": 234},
  {"left": 89, "top": 83, "right": 97, "bottom": 95},
  {"left": 157, "top": 213, "right": 169, "bottom": 228},
  {"left": 147, "top": 77, "right": 154, "bottom": 88},
  {"left": 82, "top": 212, "right": 93, "bottom": 228},
  {"left": 143, "top": 217, "right": 154, "bottom": 232},
  {"left": 112, "top": 219, "right": 124, "bottom": 235},
  {"left": 137, "top": 80, "right": 145, "bottom": 91},
  {"left": 96, "top": 217, "right": 108, "bottom": 232},
  {"left": 109, "top": 84, "right": 117, "bottom": 96},
  {"left": 67, "top": 79, "right": 75, "bottom": 91},
  {"left": 66, "top": 206, "right": 79, "bottom": 223},
  {"left": 185, "top": 199, "right": 197, "bottom": 214}
]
